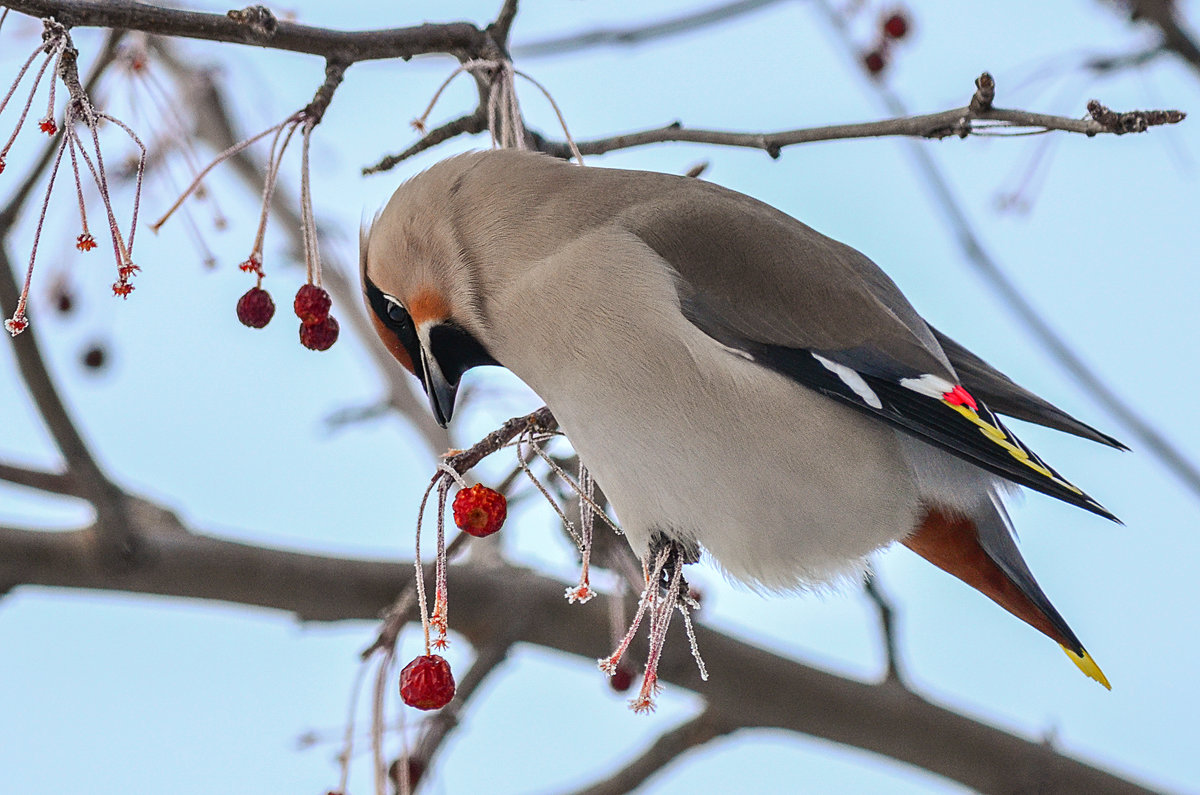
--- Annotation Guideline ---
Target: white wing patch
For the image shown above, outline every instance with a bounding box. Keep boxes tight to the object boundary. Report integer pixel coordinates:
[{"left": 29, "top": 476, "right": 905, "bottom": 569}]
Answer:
[
  {"left": 899, "top": 373, "right": 957, "bottom": 400},
  {"left": 812, "top": 354, "right": 883, "bottom": 409}
]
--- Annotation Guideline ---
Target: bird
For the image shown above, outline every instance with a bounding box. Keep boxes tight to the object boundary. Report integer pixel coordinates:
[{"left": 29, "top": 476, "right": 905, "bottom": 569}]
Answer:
[{"left": 360, "top": 148, "right": 1124, "bottom": 687}]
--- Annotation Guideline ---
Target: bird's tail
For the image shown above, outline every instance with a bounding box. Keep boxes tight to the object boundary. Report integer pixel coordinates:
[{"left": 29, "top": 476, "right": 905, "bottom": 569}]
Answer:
[{"left": 902, "top": 501, "right": 1110, "bottom": 689}]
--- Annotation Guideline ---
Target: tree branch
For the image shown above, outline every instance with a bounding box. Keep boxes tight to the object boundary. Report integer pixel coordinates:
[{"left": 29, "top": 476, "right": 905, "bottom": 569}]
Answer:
[
  {"left": 565, "top": 710, "right": 735, "bottom": 795},
  {"left": 0, "top": 515, "right": 1159, "bottom": 794},
  {"left": 1118, "top": 0, "right": 1200, "bottom": 76},
  {"left": 513, "top": 0, "right": 790, "bottom": 58},
  {"left": 0, "top": 245, "right": 133, "bottom": 540},
  {"left": 0, "top": 462, "right": 82, "bottom": 497},
  {"left": 363, "top": 111, "right": 487, "bottom": 175},
  {"left": 531, "top": 77, "right": 1183, "bottom": 160},
  {"left": 3, "top": 0, "right": 492, "bottom": 64}
]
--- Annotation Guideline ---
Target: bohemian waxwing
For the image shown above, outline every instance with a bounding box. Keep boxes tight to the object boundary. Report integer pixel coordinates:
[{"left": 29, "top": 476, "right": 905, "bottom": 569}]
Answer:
[{"left": 361, "top": 149, "right": 1123, "bottom": 687}]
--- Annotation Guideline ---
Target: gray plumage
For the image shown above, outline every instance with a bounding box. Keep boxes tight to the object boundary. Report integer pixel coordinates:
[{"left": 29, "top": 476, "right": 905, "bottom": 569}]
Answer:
[{"left": 361, "top": 150, "right": 1119, "bottom": 667}]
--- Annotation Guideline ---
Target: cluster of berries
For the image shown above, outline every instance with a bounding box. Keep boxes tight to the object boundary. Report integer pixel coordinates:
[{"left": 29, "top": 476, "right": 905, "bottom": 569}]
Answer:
[
  {"left": 236, "top": 281, "right": 339, "bottom": 351},
  {"left": 862, "top": 10, "right": 910, "bottom": 77}
]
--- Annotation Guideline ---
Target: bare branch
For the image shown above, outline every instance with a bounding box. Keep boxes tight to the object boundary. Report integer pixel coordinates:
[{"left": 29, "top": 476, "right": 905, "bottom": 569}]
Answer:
[
  {"left": 3, "top": 0, "right": 492, "bottom": 64},
  {"left": 532, "top": 76, "right": 1184, "bottom": 160},
  {"left": 0, "top": 239, "right": 129, "bottom": 531},
  {"left": 488, "top": 0, "right": 520, "bottom": 52},
  {"left": 362, "top": 111, "right": 486, "bottom": 175},
  {"left": 0, "top": 516, "right": 1159, "bottom": 794},
  {"left": 565, "top": 710, "right": 735, "bottom": 795},
  {"left": 863, "top": 570, "right": 907, "bottom": 688},
  {"left": 0, "top": 462, "right": 81, "bottom": 497},
  {"left": 1115, "top": 0, "right": 1200, "bottom": 75},
  {"left": 513, "top": 0, "right": 790, "bottom": 58}
]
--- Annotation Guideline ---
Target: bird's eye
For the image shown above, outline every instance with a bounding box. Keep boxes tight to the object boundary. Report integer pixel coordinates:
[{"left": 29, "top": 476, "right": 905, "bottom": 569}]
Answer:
[{"left": 385, "top": 297, "right": 410, "bottom": 326}]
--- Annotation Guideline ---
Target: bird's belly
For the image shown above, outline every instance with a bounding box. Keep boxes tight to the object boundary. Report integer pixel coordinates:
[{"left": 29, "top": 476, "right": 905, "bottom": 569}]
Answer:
[
  {"left": 487, "top": 233, "right": 921, "bottom": 590},
  {"left": 534, "top": 344, "right": 923, "bottom": 592}
]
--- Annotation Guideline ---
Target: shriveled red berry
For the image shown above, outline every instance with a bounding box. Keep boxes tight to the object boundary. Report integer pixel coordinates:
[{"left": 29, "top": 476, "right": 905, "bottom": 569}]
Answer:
[
  {"left": 452, "top": 484, "right": 507, "bottom": 538},
  {"left": 399, "top": 654, "right": 455, "bottom": 710},
  {"left": 293, "top": 283, "right": 331, "bottom": 325},
  {"left": 299, "top": 314, "right": 339, "bottom": 350},
  {"left": 38, "top": 118, "right": 57, "bottom": 135},
  {"left": 609, "top": 662, "right": 635, "bottom": 693},
  {"left": 237, "top": 286, "right": 275, "bottom": 328},
  {"left": 863, "top": 49, "right": 887, "bottom": 75},
  {"left": 75, "top": 233, "right": 97, "bottom": 252},
  {"left": 112, "top": 281, "right": 134, "bottom": 298},
  {"left": 883, "top": 12, "right": 909, "bottom": 39}
]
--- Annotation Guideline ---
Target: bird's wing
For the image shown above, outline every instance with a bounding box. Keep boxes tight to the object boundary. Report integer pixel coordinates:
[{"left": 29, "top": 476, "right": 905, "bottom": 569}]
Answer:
[
  {"left": 621, "top": 179, "right": 1117, "bottom": 520},
  {"left": 929, "top": 327, "right": 1127, "bottom": 449}
]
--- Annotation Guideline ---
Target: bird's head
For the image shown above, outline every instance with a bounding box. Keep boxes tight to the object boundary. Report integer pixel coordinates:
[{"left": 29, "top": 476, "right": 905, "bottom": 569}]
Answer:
[{"left": 361, "top": 162, "right": 499, "bottom": 428}]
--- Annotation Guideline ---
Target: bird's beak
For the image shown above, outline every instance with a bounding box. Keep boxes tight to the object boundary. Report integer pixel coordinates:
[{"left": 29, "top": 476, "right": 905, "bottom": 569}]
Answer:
[
  {"left": 419, "top": 339, "right": 458, "bottom": 428},
  {"left": 413, "top": 318, "right": 500, "bottom": 428},
  {"left": 415, "top": 321, "right": 458, "bottom": 427}
]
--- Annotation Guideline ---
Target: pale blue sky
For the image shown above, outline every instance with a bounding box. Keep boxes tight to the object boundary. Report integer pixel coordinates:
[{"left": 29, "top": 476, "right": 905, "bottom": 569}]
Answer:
[{"left": 1, "top": 1, "right": 1198, "bottom": 793}]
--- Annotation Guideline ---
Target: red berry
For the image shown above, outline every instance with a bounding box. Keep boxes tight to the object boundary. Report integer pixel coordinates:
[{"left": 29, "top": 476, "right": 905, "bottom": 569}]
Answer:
[
  {"left": 112, "top": 281, "right": 134, "bottom": 298},
  {"left": 75, "top": 233, "right": 96, "bottom": 252},
  {"left": 883, "top": 12, "right": 909, "bottom": 39},
  {"left": 451, "top": 484, "right": 507, "bottom": 538},
  {"left": 237, "top": 286, "right": 275, "bottom": 328},
  {"left": 293, "top": 283, "right": 331, "bottom": 325},
  {"left": 399, "top": 654, "right": 456, "bottom": 710},
  {"left": 299, "top": 314, "right": 339, "bottom": 350},
  {"left": 863, "top": 49, "right": 887, "bottom": 75},
  {"left": 609, "top": 663, "right": 635, "bottom": 693},
  {"left": 38, "top": 118, "right": 57, "bottom": 135},
  {"left": 0, "top": 156, "right": 6, "bottom": 174}
]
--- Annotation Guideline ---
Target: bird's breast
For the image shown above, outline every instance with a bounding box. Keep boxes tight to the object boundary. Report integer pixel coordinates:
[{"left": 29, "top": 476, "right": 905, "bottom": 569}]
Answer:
[{"left": 485, "top": 229, "right": 923, "bottom": 590}]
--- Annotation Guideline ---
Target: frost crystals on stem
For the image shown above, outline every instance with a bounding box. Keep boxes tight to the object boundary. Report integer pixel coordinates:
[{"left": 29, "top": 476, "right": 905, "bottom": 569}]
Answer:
[{"left": 3, "top": 20, "right": 146, "bottom": 336}]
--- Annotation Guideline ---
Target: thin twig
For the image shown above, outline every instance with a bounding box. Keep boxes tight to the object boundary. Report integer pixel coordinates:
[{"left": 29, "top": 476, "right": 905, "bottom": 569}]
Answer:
[
  {"left": 532, "top": 89, "right": 1184, "bottom": 160},
  {"left": 864, "top": 569, "right": 908, "bottom": 688},
  {"left": 565, "top": 710, "right": 735, "bottom": 795}
]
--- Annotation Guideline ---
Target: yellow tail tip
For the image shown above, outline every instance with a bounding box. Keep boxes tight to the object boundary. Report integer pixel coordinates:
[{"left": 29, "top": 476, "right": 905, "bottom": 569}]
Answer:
[{"left": 1061, "top": 645, "right": 1112, "bottom": 690}]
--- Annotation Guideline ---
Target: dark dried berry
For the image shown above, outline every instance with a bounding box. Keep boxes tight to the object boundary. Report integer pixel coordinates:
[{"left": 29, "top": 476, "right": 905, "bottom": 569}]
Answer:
[
  {"left": 883, "top": 13, "right": 909, "bottom": 39},
  {"left": 863, "top": 49, "right": 887, "bottom": 75},
  {"left": 609, "top": 663, "right": 635, "bottom": 693},
  {"left": 237, "top": 287, "right": 275, "bottom": 329},
  {"left": 293, "top": 283, "right": 332, "bottom": 325},
  {"left": 299, "top": 314, "right": 339, "bottom": 350}
]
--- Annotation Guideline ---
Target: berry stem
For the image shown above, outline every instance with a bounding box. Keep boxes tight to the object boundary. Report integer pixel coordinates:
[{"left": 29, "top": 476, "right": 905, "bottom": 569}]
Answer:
[
  {"left": 149, "top": 112, "right": 300, "bottom": 232},
  {"left": 0, "top": 44, "right": 59, "bottom": 160},
  {"left": 299, "top": 117, "right": 322, "bottom": 287},
  {"left": 6, "top": 122, "right": 69, "bottom": 335},
  {"left": 412, "top": 476, "right": 440, "bottom": 655}
]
